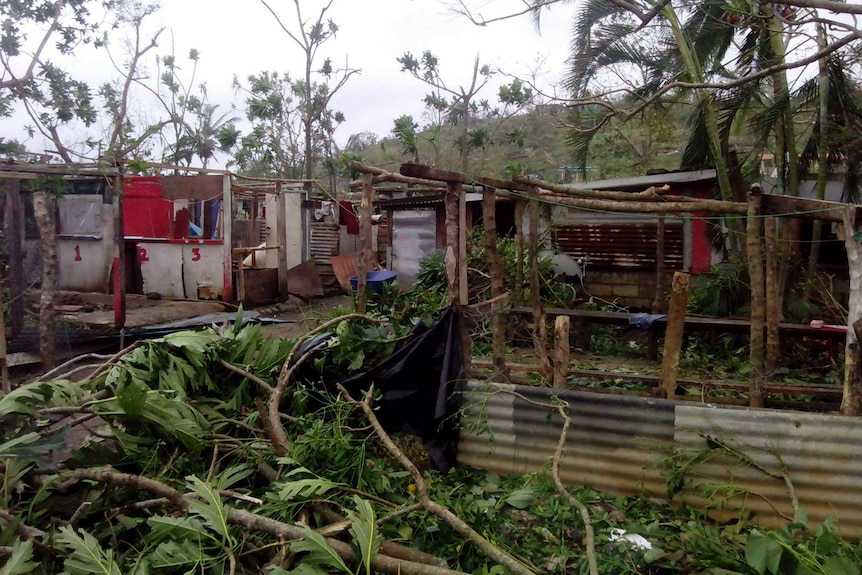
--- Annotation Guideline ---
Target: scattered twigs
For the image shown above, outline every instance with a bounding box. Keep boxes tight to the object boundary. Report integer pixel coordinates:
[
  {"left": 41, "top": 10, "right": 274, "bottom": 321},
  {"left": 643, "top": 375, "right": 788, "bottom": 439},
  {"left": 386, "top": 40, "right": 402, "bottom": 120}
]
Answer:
[
  {"left": 551, "top": 403, "right": 599, "bottom": 575},
  {"left": 0, "top": 509, "right": 46, "bottom": 540},
  {"left": 337, "top": 384, "right": 537, "bottom": 575},
  {"left": 84, "top": 341, "right": 146, "bottom": 384},
  {"left": 219, "top": 359, "right": 274, "bottom": 393},
  {"left": 268, "top": 313, "right": 384, "bottom": 456}
]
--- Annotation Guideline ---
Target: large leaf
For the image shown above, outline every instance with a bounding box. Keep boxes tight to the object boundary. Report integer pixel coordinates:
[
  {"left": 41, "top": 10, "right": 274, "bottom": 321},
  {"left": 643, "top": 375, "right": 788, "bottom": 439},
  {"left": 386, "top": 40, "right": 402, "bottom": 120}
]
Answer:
[
  {"left": 822, "top": 557, "right": 861, "bottom": 575},
  {"left": 56, "top": 526, "right": 123, "bottom": 575},
  {"left": 277, "top": 478, "right": 340, "bottom": 502},
  {"left": 744, "top": 530, "right": 783, "bottom": 575},
  {"left": 146, "top": 515, "right": 207, "bottom": 543},
  {"left": 147, "top": 540, "right": 209, "bottom": 569},
  {"left": 186, "top": 476, "right": 232, "bottom": 544},
  {"left": 347, "top": 496, "right": 380, "bottom": 575},
  {"left": 0, "top": 539, "right": 37, "bottom": 575},
  {"left": 289, "top": 526, "right": 351, "bottom": 574},
  {"left": 504, "top": 487, "right": 535, "bottom": 510}
]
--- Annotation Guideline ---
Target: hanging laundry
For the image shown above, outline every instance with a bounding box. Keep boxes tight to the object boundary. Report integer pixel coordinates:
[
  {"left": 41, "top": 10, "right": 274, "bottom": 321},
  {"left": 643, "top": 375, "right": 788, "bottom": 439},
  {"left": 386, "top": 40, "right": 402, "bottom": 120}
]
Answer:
[{"left": 338, "top": 200, "right": 360, "bottom": 235}]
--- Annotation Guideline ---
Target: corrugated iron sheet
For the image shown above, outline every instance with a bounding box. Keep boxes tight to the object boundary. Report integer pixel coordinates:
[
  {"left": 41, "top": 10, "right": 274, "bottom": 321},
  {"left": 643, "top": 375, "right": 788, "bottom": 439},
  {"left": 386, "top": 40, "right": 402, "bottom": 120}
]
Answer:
[
  {"left": 458, "top": 382, "right": 673, "bottom": 497},
  {"left": 309, "top": 222, "right": 339, "bottom": 265},
  {"left": 674, "top": 405, "right": 862, "bottom": 534},
  {"left": 458, "top": 381, "right": 862, "bottom": 535},
  {"left": 555, "top": 222, "right": 683, "bottom": 270}
]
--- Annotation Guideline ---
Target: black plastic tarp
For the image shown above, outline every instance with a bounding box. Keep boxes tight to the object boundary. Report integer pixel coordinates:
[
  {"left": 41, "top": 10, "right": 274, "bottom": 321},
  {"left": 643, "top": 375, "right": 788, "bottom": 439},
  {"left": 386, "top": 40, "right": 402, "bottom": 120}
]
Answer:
[{"left": 339, "top": 306, "right": 464, "bottom": 472}]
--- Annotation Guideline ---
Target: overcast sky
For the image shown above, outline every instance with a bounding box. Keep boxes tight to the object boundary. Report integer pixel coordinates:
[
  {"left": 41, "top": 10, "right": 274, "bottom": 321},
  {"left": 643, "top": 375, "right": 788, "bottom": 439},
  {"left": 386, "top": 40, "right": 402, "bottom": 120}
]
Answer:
[{"left": 7, "top": 0, "right": 575, "bottom": 161}]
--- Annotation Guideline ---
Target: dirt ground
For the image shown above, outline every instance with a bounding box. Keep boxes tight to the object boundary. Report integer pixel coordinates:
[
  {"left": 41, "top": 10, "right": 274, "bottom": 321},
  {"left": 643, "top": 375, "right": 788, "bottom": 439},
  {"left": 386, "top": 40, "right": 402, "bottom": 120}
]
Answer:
[{"left": 259, "top": 294, "right": 354, "bottom": 339}]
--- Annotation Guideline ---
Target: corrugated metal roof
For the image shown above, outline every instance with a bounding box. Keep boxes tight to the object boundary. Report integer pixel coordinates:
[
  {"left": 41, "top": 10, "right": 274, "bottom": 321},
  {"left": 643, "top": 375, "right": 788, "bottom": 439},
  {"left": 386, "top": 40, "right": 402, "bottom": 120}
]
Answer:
[{"left": 458, "top": 381, "right": 862, "bottom": 536}]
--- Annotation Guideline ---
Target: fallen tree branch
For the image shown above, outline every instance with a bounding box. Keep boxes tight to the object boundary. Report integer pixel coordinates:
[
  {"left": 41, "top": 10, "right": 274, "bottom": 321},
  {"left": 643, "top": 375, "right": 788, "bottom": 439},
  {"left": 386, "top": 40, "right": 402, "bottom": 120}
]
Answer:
[
  {"left": 268, "top": 313, "right": 385, "bottom": 456},
  {"left": 57, "top": 467, "right": 468, "bottom": 575},
  {"left": 337, "top": 384, "right": 537, "bottom": 575},
  {"left": 551, "top": 403, "right": 599, "bottom": 575},
  {"left": 219, "top": 359, "right": 274, "bottom": 394}
]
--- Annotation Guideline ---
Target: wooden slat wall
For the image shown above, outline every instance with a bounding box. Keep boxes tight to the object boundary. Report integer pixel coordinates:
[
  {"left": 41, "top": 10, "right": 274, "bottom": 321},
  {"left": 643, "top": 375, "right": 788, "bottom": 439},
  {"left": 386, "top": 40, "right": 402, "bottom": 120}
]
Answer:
[
  {"left": 555, "top": 222, "right": 684, "bottom": 270},
  {"left": 310, "top": 222, "right": 339, "bottom": 284}
]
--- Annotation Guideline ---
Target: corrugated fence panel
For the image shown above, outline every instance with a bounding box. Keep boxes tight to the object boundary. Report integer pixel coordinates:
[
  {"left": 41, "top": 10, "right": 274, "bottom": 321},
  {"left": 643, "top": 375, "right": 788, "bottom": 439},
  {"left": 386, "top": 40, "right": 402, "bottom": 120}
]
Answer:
[
  {"left": 459, "top": 382, "right": 862, "bottom": 536},
  {"left": 674, "top": 406, "right": 862, "bottom": 534},
  {"left": 458, "top": 383, "right": 673, "bottom": 497}
]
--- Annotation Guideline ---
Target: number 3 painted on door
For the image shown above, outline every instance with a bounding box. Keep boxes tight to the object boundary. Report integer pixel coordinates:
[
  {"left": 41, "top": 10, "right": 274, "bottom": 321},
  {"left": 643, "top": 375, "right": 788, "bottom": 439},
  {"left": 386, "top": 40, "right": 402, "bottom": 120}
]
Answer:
[{"left": 191, "top": 248, "right": 201, "bottom": 262}]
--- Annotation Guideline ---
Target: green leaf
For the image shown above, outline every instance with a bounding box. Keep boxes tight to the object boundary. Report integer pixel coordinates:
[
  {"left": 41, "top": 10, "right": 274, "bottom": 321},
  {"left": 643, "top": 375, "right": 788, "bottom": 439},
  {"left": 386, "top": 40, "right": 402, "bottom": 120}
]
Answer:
[
  {"left": 214, "top": 463, "right": 256, "bottom": 490},
  {"left": 289, "top": 526, "right": 351, "bottom": 574},
  {"left": 116, "top": 377, "right": 148, "bottom": 419},
  {"left": 56, "top": 526, "right": 123, "bottom": 575},
  {"left": 146, "top": 515, "right": 207, "bottom": 543},
  {"left": 278, "top": 478, "right": 340, "bottom": 502},
  {"left": 147, "top": 540, "right": 208, "bottom": 569},
  {"left": 745, "top": 530, "right": 783, "bottom": 575},
  {"left": 642, "top": 547, "right": 666, "bottom": 564},
  {"left": 347, "top": 350, "right": 365, "bottom": 371},
  {"left": 504, "top": 487, "right": 535, "bottom": 510},
  {"left": 822, "top": 557, "right": 860, "bottom": 575},
  {"left": 186, "top": 476, "right": 233, "bottom": 544},
  {"left": 270, "top": 565, "right": 329, "bottom": 575},
  {"left": 347, "top": 496, "right": 380, "bottom": 575},
  {"left": 0, "top": 539, "right": 37, "bottom": 575}
]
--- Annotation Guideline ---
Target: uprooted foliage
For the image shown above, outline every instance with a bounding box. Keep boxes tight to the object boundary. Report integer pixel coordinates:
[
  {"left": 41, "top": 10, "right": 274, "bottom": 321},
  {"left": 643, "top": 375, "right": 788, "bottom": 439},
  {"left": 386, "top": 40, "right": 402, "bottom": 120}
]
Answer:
[{"left": 0, "top": 312, "right": 860, "bottom": 575}]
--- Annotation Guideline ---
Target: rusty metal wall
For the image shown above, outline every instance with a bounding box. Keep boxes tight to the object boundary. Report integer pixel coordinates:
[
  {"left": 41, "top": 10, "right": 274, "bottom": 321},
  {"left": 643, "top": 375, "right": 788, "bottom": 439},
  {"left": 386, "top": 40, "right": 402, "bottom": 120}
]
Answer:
[
  {"left": 555, "top": 222, "right": 684, "bottom": 270},
  {"left": 458, "top": 382, "right": 862, "bottom": 536}
]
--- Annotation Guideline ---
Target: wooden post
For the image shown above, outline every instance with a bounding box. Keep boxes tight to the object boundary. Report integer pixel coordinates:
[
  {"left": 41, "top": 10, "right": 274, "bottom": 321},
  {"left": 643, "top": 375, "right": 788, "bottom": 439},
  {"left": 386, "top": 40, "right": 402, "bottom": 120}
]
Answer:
[
  {"left": 483, "top": 189, "right": 508, "bottom": 381},
  {"left": 6, "top": 180, "right": 24, "bottom": 339},
  {"left": 553, "top": 315, "right": 570, "bottom": 389},
  {"left": 32, "top": 192, "right": 57, "bottom": 369},
  {"left": 527, "top": 196, "right": 552, "bottom": 382},
  {"left": 764, "top": 216, "right": 780, "bottom": 377},
  {"left": 513, "top": 200, "right": 525, "bottom": 308},
  {"left": 747, "top": 186, "right": 766, "bottom": 408},
  {"left": 113, "top": 173, "right": 126, "bottom": 331},
  {"left": 652, "top": 215, "right": 666, "bottom": 314},
  {"left": 659, "top": 272, "right": 691, "bottom": 399},
  {"left": 237, "top": 254, "right": 246, "bottom": 303},
  {"left": 444, "top": 183, "right": 460, "bottom": 304},
  {"left": 276, "top": 183, "right": 289, "bottom": 301},
  {"left": 0, "top": 269, "right": 9, "bottom": 393},
  {"left": 841, "top": 205, "right": 862, "bottom": 415},
  {"left": 357, "top": 173, "right": 374, "bottom": 313},
  {"left": 458, "top": 184, "right": 468, "bottom": 306}
]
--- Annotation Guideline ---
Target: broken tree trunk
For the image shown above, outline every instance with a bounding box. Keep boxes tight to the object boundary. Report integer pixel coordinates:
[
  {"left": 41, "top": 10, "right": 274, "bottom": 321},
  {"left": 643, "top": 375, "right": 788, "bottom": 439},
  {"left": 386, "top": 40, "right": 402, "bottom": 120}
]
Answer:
[
  {"left": 527, "top": 196, "right": 552, "bottom": 382},
  {"left": 841, "top": 205, "right": 862, "bottom": 415},
  {"left": 357, "top": 174, "right": 374, "bottom": 313},
  {"left": 747, "top": 187, "right": 766, "bottom": 408},
  {"left": 659, "top": 272, "right": 691, "bottom": 399},
  {"left": 553, "top": 315, "right": 570, "bottom": 389},
  {"left": 444, "top": 184, "right": 460, "bottom": 304},
  {"left": 483, "top": 189, "right": 508, "bottom": 381},
  {"left": 32, "top": 192, "right": 57, "bottom": 369}
]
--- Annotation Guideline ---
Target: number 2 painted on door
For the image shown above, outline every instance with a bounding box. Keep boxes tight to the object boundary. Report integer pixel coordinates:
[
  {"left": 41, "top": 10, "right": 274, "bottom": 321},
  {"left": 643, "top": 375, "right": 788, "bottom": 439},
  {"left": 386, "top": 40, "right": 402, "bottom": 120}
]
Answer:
[
  {"left": 138, "top": 247, "right": 149, "bottom": 262},
  {"left": 191, "top": 248, "right": 201, "bottom": 262}
]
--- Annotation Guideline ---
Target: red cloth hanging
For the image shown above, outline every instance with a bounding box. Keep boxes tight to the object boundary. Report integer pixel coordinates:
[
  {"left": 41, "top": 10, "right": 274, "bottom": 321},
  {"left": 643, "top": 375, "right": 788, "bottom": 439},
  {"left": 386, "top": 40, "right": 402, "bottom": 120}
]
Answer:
[{"left": 338, "top": 200, "right": 360, "bottom": 235}]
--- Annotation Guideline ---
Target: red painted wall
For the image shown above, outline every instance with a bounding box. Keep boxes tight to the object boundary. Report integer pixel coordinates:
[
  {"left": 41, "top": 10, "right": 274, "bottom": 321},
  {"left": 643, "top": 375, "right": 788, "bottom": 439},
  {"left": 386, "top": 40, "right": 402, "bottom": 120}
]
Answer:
[{"left": 124, "top": 177, "right": 171, "bottom": 239}]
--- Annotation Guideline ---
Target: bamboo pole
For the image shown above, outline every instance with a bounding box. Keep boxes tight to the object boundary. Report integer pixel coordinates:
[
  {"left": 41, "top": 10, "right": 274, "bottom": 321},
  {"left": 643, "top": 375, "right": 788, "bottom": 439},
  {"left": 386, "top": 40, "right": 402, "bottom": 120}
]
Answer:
[
  {"left": 764, "top": 216, "right": 780, "bottom": 377},
  {"left": 482, "top": 189, "right": 508, "bottom": 381},
  {"left": 527, "top": 196, "right": 552, "bottom": 382},
  {"left": 747, "top": 187, "right": 766, "bottom": 408},
  {"left": 652, "top": 215, "right": 666, "bottom": 314},
  {"left": 6, "top": 180, "right": 24, "bottom": 340},
  {"left": 513, "top": 201, "right": 525, "bottom": 308},
  {"left": 357, "top": 174, "right": 374, "bottom": 313},
  {"left": 659, "top": 272, "right": 691, "bottom": 399},
  {"left": 444, "top": 185, "right": 459, "bottom": 305}
]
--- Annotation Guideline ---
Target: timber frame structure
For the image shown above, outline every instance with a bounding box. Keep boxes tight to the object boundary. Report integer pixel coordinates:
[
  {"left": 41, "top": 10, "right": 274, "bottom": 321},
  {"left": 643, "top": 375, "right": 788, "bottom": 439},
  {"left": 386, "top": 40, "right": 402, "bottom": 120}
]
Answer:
[{"left": 346, "top": 161, "right": 862, "bottom": 416}]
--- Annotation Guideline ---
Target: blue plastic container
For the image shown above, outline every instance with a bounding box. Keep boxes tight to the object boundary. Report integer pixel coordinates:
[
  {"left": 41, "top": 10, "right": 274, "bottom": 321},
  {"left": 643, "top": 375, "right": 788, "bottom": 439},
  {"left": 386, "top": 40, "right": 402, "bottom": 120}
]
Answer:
[{"left": 349, "top": 270, "right": 398, "bottom": 293}]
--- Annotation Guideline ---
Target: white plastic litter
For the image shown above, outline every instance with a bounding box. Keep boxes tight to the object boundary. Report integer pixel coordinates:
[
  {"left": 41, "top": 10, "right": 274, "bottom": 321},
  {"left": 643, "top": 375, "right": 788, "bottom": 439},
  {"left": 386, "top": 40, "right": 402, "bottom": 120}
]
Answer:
[{"left": 609, "top": 528, "right": 653, "bottom": 550}]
